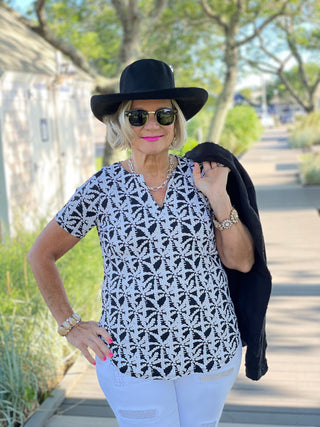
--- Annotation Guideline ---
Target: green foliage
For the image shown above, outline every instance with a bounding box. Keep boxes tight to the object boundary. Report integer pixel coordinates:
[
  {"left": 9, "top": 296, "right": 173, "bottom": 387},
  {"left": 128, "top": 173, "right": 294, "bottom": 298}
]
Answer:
[
  {"left": 281, "top": 64, "right": 320, "bottom": 103},
  {"left": 288, "top": 112, "right": 320, "bottom": 148},
  {"left": 220, "top": 106, "right": 263, "bottom": 155},
  {"left": 0, "top": 227, "right": 103, "bottom": 426},
  {"left": 170, "top": 106, "right": 213, "bottom": 156},
  {"left": 142, "top": 1, "right": 222, "bottom": 89},
  {"left": 292, "top": 111, "right": 320, "bottom": 131},
  {"left": 96, "top": 156, "right": 103, "bottom": 170},
  {"left": 170, "top": 138, "right": 199, "bottom": 157},
  {"left": 187, "top": 108, "right": 212, "bottom": 142},
  {"left": 299, "top": 153, "right": 320, "bottom": 185},
  {"left": 287, "top": 111, "right": 320, "bottom": 184},
  {"left": 171, "top": 105, "right": 263, "bottom": 157},
  {"left": 46, "top": 0, "right": 121, "bottom": 76},
  {"left": 288, "top": 127, "right": 320, "bottom": 149},
  {"left": 238, "top": 88, "right": 253, "bottom": 101},
  {"left": 0, "top": 316, "right": 39, "bottom": 426},
  {"left": 35, "top": 0, "right": 223, "bottom": 91}
]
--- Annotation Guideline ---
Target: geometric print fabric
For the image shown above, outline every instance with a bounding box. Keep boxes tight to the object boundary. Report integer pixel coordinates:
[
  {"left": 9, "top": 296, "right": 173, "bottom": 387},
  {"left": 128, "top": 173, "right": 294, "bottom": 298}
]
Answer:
[{"left": 56, "top": 156, "right": 240, "bottom": 379}]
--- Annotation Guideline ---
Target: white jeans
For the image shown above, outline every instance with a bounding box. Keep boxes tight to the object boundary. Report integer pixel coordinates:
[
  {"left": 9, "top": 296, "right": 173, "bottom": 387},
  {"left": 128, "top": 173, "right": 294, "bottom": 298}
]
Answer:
[{"left": 96, "top": 344, "right": 242, "bottom": 427}]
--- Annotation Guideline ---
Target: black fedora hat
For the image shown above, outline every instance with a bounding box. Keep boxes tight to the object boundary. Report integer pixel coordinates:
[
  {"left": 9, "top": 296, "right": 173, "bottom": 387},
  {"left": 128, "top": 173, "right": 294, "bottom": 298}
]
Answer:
[{"left": 91, "top": 59, "right": 208, "bottom": 122}]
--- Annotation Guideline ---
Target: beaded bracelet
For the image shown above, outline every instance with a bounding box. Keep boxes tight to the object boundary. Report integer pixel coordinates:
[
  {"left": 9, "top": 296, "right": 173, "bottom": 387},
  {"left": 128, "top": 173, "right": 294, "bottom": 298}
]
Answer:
[{"left": 57, "top": 313, "right": 81, "bottom": 336}]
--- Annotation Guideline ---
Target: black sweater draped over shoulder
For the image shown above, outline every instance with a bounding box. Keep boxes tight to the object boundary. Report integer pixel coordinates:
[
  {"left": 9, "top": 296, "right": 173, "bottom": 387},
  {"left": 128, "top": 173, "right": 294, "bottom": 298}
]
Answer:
[{"left": 185, "top": 142, "right": 272, "bottom": 381}]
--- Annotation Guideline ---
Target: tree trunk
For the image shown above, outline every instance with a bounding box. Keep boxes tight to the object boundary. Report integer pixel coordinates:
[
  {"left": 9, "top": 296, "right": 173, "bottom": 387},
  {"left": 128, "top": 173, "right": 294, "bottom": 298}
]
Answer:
[
  {"left": 111, "top": 0, "right": 142, "bottom": 71},
  {"left": 206, "top": 45, "right": 238, "bottom": 143}
]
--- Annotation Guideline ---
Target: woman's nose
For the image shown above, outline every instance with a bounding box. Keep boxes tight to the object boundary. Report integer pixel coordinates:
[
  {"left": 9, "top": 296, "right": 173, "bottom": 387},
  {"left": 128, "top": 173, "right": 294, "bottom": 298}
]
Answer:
[{"left": 144, "top": 113, "right": 160, "bottom": 128}]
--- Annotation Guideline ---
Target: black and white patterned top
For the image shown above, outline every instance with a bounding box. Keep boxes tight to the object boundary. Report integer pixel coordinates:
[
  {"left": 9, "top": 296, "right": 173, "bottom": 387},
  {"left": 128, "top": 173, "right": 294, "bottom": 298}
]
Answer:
[{"left": 56, "top": 156, "right": 240, "bottom": 380}]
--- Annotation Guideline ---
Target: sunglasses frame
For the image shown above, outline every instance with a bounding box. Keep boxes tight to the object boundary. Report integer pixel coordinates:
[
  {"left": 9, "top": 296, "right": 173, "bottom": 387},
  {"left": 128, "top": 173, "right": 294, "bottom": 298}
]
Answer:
[{"left": 125, "top": 108, "right": 177, "bottom": 127}]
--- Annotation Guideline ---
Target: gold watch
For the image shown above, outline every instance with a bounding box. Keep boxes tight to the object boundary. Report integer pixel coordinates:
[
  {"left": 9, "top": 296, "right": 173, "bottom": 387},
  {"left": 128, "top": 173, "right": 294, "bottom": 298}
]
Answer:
[{"left": 212, "top": 208, "right": 239, "bottom": 231}]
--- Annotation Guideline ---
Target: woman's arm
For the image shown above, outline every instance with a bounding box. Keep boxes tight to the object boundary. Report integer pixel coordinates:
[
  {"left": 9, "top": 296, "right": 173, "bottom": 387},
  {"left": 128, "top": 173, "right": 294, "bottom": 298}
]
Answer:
[
  {"left": 28, "top": 218, "right": 113, "bottom": 364},
  {"left": 193, "top": 162, "right": 255, "bottom": 273}
]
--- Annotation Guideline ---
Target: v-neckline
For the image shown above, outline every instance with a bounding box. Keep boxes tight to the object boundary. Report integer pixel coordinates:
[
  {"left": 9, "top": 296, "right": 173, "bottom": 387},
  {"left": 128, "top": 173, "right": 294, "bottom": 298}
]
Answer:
[{"left": 118, "top": 156, "right": 180, "bottom": 210}]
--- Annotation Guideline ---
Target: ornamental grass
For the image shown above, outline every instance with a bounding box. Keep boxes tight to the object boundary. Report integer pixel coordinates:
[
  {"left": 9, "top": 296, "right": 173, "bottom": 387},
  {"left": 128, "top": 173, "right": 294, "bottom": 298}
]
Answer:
[
  {"left": 0, "top": 226, "right": 103, "bottom": 426},
  {"left": 299, "top": 153, "right": 320, "bottom": 185},
  {"left": 288, "top": 111, "right": 320, "bottom": 149}
]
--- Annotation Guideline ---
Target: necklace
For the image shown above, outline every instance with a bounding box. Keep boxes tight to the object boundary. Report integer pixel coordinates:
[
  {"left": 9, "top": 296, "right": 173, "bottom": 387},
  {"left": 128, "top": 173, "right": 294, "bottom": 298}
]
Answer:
[{"left": 128, "top": 155, "right": 175, "bottom": 192}]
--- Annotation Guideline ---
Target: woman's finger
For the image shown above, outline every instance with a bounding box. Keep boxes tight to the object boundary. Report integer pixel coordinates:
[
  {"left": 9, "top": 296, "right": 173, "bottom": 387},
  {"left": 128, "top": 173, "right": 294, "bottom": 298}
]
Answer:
[
  {"left": 193, "top": 162, "right": 201, "bottom": 185},
  {"left": 90, "top": 340, "right": 113, "bottom": 362},
  {"left": 202, "top": 161, "right": 212, "bottom": 173},
  {"left": 210, "top": 161, "right": 219, "bottom": 169},
  {"left": 78, "top": 343, "right": 96, "bottom": 365},
  {"left": 96, "top": 326, "right": 113, "bottom": 344}
]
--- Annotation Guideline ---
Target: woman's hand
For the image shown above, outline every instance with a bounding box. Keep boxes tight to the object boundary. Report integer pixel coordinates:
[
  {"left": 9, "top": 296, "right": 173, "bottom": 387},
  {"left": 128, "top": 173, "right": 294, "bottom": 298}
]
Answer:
[
  {"left": 193, "top": 161, "right": 230, "bottom": 205},
  {"left": 66, "top": 320, "right": 113, "bottom": 365}
]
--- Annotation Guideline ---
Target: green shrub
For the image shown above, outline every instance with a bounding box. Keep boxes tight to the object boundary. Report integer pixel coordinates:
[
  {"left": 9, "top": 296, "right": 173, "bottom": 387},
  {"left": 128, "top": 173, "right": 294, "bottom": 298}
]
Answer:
[
  {"left": 289, "top": 112, "right": 320, "bottom": 149},
  {"left": 294, "top": 111, "right": 320, "bottom": 129},
  {"left": 289, "top": 127, "right": 320, "bottom": 149},
  {"left": 171, "top": 106, "right": 262, "bottom": 158},
  {"left": 220, "top": 106, "right": 263, "bottom": 155},
  {"left": 170, "top": 137, "right": 199, "bottom": 157},
  {"left": 0, "top": 227, "right": 103, "bottom": 426},
  {"left": 299, "top": 153, "right": 320, "bottom": 185}
]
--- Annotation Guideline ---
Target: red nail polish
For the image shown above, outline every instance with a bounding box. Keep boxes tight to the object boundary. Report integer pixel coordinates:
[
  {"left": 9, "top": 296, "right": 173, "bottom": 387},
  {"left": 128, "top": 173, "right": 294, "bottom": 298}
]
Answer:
[
  {"left": 108, "top": 352, "right": 113, "bottom": 358},
  {"left": 108, "top": 338, "right": 113, "bottom": 344},
  {"left": 93, "top": 361, "right": 96, "bottom": 366},
  {"left": 103, "top": 356, "right": 107, "bottom": 361}
]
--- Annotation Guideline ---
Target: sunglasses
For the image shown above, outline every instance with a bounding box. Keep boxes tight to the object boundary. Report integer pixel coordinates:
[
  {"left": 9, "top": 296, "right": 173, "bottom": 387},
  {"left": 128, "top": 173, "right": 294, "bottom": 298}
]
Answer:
[{"left": 125, "top": 108, "right": 177, "bottom": 127}]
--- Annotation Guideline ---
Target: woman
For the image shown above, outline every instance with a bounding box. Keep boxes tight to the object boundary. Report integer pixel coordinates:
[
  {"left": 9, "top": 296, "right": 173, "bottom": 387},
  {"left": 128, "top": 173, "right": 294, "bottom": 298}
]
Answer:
[{"left": 28, "top": 59, "right": 255, "bottom": 427}]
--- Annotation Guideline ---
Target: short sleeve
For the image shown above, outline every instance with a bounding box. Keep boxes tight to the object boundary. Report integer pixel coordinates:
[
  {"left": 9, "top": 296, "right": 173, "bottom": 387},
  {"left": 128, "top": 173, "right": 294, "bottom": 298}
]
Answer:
[{"left": 55, "top": 174, "right": 102, "bottom": 238}]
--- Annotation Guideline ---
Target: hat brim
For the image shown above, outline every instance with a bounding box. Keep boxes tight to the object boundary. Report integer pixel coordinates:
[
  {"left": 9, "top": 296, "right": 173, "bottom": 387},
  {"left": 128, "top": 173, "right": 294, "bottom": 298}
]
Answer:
[{"left": 91, "top": 87, "right": 208, "bottom": 122}]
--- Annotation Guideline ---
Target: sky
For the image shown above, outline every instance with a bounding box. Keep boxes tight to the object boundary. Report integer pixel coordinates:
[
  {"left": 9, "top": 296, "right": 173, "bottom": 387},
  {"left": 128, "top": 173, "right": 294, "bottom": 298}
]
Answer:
[{"left": 9, "top": 0, "right": 34, "bottom": 15}]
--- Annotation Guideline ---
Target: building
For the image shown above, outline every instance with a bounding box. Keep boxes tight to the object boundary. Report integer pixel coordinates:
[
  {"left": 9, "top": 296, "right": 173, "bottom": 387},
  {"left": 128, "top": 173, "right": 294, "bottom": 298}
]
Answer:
[{"left": 0, "top": 6, "right": 95, "bottom": 237}]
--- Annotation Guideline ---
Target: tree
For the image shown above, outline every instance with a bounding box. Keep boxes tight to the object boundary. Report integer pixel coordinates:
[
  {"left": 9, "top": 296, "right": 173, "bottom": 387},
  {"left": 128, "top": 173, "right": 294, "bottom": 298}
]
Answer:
[
  {"left": 200, "top": 0, "right": 289, "bottom": 143},
  {"left": 110, "top": 0, "right": 169, "bottom": 72},
  {"left": 243, "top": 0, "right": 320, "bottom": 113},
  {"left": 42, "top": 0, "right": 222, "bottom": 93},
  {"left": 2, "top": 0, "right": 169, "bottom": 93}
]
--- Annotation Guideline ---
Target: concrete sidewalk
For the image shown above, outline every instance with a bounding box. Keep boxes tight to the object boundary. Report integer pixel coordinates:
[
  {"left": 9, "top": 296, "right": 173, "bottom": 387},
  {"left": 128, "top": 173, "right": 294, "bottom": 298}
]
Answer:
[{"left": 25, "top": 127, "right": 320, "bottom": 427}]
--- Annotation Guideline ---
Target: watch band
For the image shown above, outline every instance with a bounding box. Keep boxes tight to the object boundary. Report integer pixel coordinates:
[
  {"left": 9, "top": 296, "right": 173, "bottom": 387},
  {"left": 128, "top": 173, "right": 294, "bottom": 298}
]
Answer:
[{"left": 212, "top": 207, "right": 239, "bottom": 231}]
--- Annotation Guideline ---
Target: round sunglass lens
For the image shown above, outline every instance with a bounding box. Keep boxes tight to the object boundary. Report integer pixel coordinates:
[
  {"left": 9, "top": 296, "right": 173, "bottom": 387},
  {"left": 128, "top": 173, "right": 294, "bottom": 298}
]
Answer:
[
  {"left": 129, "top": 110, "right": 148, "bottom": 126},
  {"left": 157, "top": 109, "right": 175, "bottom": 125},
  {"left": 134, "top": 110, "right": 148, "bottom": 126}
]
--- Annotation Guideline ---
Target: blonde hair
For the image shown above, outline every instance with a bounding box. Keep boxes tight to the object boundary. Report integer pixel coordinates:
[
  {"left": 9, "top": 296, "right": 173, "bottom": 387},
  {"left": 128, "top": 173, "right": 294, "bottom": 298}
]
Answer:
[{"left": 103, "top": 99, "right": 187, "bottom": 150}]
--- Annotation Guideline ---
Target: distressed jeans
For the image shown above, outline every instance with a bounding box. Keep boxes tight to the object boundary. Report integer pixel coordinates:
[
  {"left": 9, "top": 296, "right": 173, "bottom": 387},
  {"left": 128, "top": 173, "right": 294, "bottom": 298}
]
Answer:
[{"left": 96, "top": 344, "right": 242, "bottom": 427}]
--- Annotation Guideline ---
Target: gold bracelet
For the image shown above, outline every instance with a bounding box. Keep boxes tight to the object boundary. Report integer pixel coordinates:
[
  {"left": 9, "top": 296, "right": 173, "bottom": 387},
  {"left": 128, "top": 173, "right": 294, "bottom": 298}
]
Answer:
[
  {"left": 57, "top": 313, "right": 81, "bottom": 336},
  {"left": 212, "top": 207, "right": 239, "bottom": 231}
]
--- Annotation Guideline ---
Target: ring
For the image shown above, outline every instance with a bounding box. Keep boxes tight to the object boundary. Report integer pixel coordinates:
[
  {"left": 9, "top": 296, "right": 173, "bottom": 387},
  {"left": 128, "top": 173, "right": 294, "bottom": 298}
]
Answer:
[{"left": 218, "top": 163, "right": 225, "bottom": 167}]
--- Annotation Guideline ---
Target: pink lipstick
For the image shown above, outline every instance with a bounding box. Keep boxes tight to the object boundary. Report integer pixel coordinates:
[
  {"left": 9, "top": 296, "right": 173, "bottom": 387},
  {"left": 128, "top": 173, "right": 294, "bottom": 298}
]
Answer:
[{"left": 142, "top": 136, "right": 162, "bottom": 142}]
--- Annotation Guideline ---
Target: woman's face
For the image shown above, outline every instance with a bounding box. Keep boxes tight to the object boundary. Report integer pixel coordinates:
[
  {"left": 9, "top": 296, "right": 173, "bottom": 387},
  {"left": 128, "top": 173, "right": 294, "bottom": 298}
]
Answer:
[{"left": 128, "top": 99, "right": 175, "bottom": 156}]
